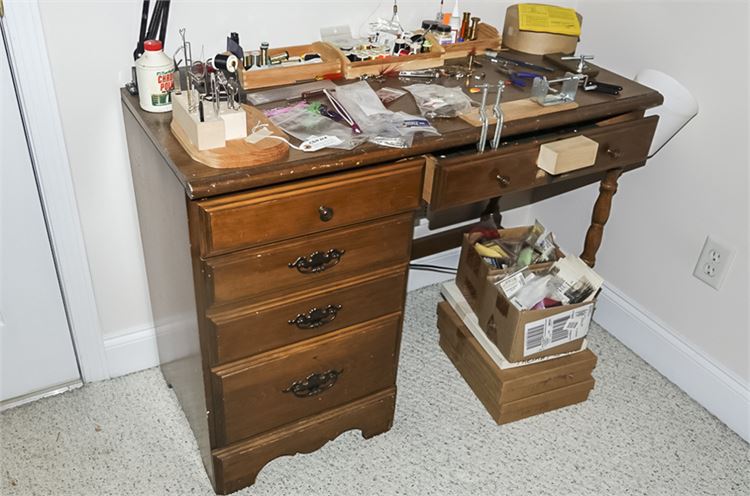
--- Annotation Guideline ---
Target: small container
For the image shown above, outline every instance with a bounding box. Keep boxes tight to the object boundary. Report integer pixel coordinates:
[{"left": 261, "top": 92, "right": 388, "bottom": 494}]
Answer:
[
  {"left": 432, "top": 23, "right": 453, "bottom": 46},
  {"left": 135, "top": 39, "right": 174, "bottom": 113}
]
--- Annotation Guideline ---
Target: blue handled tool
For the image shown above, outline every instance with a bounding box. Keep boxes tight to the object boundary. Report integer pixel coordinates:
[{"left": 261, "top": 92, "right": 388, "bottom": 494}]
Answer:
[{"left": 496, "top": 67, "right": 539, "bottom": 88}]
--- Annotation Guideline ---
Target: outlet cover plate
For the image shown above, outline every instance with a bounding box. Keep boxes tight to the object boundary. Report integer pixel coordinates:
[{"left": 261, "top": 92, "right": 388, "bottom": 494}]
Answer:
[{"left": 693, "top": 236, "right": 735, "bottom": 290}]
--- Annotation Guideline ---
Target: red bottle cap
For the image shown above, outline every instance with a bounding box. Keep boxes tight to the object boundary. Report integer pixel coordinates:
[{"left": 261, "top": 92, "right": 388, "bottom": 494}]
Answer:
[{"left": 143, "top": 40, "right": 163, "bottom": 52}]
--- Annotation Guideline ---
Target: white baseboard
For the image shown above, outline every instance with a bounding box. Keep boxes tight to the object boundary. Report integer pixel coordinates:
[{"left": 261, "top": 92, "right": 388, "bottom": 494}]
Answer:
[
  {"left": 103, "top": 326, "right": 159, "bottom": 378},
  {"left": 408, "top": 247, "right": 461, "bottom": 292},
  {"left": 596, "top": 283, "right": 750, "bottom": 442}
]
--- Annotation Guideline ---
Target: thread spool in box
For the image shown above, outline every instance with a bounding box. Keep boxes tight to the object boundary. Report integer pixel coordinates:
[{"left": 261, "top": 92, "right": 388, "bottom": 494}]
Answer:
[{"left": 502, "top": 4, "right": 582, "bottom": 55}]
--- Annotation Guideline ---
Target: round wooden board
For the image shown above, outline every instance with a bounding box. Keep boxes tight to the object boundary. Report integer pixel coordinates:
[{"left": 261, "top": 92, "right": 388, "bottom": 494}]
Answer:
[{"left": 171, "top": 104, "right": 289, "bottom": 169}]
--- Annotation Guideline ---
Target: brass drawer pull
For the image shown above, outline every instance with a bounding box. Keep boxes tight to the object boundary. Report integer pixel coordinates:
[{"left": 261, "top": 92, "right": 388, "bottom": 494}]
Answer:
[
  {"left": 606, "top": 147, "right": 623, "bottom": 159},
  {"left": 318, "top": 205, "right": 334, "bottom": 222},
  {"left": 496, "top": 174, "right": 511, "bottom": 187},
  {"left": 288, "top": 304, "right": 342, "bottom": 329},
  {"left": 282, "top": 369, "right": 343, "bottom": 397},
  {"left": 288, "top": 249, "right": 345, "bottom": 273}
]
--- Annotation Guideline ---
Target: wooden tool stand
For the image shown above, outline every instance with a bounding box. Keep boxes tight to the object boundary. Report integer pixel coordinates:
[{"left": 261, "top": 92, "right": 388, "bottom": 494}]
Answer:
[{"left": 121, "top": 53, "right": 661, "bottom": 494}]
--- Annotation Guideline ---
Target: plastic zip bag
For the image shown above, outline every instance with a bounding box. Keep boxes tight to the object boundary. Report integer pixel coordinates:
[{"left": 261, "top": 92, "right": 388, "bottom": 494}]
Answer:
[{"left": 404, "top": 83, "right": 473, "bottom": 118}]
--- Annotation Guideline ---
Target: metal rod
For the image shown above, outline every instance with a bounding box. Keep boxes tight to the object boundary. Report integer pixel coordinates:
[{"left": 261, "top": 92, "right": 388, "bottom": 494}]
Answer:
[
  {"left": 477, "top": 85, "right": 490, "bottom": 153},
  {"left": 491, "top": 83, "right": 504, "bottom": 150}
]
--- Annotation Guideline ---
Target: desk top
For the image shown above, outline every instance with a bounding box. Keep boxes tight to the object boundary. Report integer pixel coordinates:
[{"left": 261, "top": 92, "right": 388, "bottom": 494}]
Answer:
[{"left": 121, "top": 52, "right": 662, "bottom": 200}]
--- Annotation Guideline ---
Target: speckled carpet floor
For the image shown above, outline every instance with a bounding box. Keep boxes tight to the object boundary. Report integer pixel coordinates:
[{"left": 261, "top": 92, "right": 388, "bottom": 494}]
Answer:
[{"left": 1, "top": 285, "right": 748, "bottom": 496}]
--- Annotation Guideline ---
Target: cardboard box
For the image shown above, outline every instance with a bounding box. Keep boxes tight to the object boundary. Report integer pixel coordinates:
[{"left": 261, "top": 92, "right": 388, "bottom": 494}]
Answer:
[
  {"left": 455, "top": 226, "right": 562, "bottom": 314},
  {"left": 477, "top": 267, "right": 595, "bottom": 362},
  {"left": 437, "top": 301, "right": 597, "bottom": 424}
]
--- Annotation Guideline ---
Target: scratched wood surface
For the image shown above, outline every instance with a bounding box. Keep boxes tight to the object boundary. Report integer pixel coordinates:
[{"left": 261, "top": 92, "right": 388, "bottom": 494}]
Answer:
[{"left": 121, "top": 52, "right": 662, "bottom": 199}]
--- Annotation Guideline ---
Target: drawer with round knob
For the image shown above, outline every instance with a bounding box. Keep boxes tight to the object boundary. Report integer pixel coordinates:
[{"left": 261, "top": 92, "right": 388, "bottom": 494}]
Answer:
[
  {"left": 425, "top": 116, "right": 657, "bottom": 211},
  {"left": 195, "top": 158, "right": 424, "bottom": 257},
  {"left": 210, "top": 313, "right": 401, "bottom": 446}
]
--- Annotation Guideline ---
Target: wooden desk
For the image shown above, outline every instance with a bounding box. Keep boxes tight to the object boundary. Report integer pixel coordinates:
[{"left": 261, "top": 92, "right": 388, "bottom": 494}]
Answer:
[{"left": 122, "top": 55, "right": 661, "bottom": 494}]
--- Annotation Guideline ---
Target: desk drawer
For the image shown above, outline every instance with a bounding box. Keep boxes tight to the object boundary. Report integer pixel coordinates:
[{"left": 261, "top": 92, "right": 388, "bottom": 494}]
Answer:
[
  {"left": 207, "top": 267, "right": 407, "bottom": 365},
  {"left": 426, "top": 116, "right": 658, "bottom": 211},
  {"left": 196, "top": 159, "right": 424, "bottom": 257},
  {"left": 203, "top": 213, "right": 413, "bottom": 306},
  {"left": 211, "top": 313, "right": 401, "bottom": 446}
]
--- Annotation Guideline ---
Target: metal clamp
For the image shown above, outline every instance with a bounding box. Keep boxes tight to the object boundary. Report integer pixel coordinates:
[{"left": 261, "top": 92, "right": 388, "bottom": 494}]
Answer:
[
  {"left": 476, "top": 84, "right": 490, "bottom": 153},
  {"left": 531, "top": 72, "right": 583, "bottom": 106},
  {"left": 560, "top": 54, "right": 595, "bottom": 73},
  {"left": 490, "top": 82, "right": 504, "bottom": 150}
]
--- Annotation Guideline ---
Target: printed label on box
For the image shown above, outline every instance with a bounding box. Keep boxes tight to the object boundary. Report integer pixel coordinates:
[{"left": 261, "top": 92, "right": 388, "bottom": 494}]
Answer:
[{"left": 523, "top": 304, "right": 593, "bottom": 356}]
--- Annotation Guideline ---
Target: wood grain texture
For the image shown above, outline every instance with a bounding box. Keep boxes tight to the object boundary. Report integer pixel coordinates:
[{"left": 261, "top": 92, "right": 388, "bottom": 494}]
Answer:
[
  {"left": 429, "top": 115, "right": 657, "bottom": 211},
  {"left": 120, "top": 56, "right": 663, "bottom": 199},
  {"left": 443, "top": 22, "right": 502, "bottom": 59},
  {"left": 207, "top": 267, "right": 407, "bottom": 365},
  {"left": 212, "top": 387, "right": 396, "bottom": 494},
  {"left": 437, "top": 302, "right": 596, "bottom": 424},
  {"left": 459, "top": 99, "right": 578, "bottom": 127},
  {"left": 197, "top": 159, "right": 424, "bottom": 257},
  {"left": 170, "top": 105, "right": 289, "bottom": 169},
  {"left": 203, "top": 213, "right": 414, "bottom": 306},
  {"left": 239, "top": 42, "right": 342, "bottom": 90},
  {"left": 212, "top": 313, "right": 401, "bottom": 446},
  {"left": 124, "top": 105, "right": 216, "bottom": 483},
  {"left": 328, "top": 35, "right": 445, "bottom": 80},
  {"left": 581, "top": 168, "right": 623, "bottom": 267}
]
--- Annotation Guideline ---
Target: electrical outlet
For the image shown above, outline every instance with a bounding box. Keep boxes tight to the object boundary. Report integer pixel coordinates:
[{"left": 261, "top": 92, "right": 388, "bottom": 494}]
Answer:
[{"left": 693, "top": 236, "right": 735, "bottom": 290}]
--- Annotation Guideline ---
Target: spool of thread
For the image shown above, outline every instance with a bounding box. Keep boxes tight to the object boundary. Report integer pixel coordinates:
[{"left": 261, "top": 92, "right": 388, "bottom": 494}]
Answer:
[
  {"left": 269, "top": 51, "right": 290, "bottom": 64},
  {"left": 393, "top": 38, "right": 409, "bottom": 55},
  {"left": 213, "top": 53, "right": 239, "bottom": 73},
  {"left": 243, "top": 51, "right": 253, "bottom": 69},
  {"left": 459, "top": 12, "right": 471, "bottom": 41},
  {"left": 259, "top": 42, "right": 270, "bottom": 66},
  {"left": 248, "top": 50, "right": 261, "bottom": 68},
  {"left": 468, "top": 17, "right": 480, "bottom": 41}
]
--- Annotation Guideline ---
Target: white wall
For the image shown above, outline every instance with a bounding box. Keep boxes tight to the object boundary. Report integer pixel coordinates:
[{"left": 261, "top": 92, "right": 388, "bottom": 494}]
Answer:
[
  {"left": 527, "top": 0, "right": 749, "bottom": 383},
  {"left": 37, "top": 0, "right": 561, "bottom": 342},
  {"left": 36, "top": 0, "right": 747, "bottom": 403}
]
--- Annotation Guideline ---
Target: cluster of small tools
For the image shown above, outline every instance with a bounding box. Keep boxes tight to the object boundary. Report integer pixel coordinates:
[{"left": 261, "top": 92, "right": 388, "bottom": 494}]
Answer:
[{"left": 172, "top": 29, "right": 242, "bottom": 122}]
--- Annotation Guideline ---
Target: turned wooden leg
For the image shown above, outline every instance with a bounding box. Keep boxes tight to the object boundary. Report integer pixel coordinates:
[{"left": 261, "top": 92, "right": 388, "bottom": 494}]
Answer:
[{"left": 581, "top": 168, "right": 623, "bottom": 267}]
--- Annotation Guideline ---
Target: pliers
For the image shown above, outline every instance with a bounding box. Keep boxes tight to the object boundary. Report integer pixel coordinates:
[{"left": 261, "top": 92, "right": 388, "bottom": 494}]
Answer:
[{"left": 496, "top": 67, "right": 539, "bottom": 88}]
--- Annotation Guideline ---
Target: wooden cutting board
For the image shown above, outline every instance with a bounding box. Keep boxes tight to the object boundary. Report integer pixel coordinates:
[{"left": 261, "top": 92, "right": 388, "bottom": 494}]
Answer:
[{"left": 171, "top": 104, "right": 289, "bottom": 169}]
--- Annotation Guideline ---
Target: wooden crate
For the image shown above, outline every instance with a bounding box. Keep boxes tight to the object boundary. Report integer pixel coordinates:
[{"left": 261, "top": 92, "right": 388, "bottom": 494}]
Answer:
[
  {"left": 437, "top": 301, "right": 596, "bottom": 424},
  {"left": 326, "top": 35, "right": 445, "bottom": 80},
  {"left": 239, "top": 41, "right": 343, "bottom": 91},
  {"left": 443, "top": 22, "right": 502, "bottom": 59}
]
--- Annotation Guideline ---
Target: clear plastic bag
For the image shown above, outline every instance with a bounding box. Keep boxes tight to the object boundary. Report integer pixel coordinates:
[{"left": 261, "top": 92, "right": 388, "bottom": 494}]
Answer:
[
  {"left": 264, "top": 101, "right": 365, "bottom": 150},
  {"left": 404, "top": 83, "right": 473, "bottom": 118}
]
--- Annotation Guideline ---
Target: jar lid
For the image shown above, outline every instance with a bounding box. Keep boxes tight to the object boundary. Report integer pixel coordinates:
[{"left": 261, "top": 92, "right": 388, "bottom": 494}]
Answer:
[{"left": 143, "top": 39, "right": 163, "bottom": 52}]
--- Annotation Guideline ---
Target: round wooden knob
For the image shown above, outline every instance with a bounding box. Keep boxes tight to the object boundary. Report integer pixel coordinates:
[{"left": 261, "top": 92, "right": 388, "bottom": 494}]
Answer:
[
  {"left": 318, "top": 205, "right": 334, "bottom": 222},
  {"left": 496, "top": 174, "right": 511, "bottom": 187}
]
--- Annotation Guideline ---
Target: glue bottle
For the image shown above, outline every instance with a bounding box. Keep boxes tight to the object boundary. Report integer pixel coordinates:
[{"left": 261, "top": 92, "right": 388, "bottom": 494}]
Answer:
[
  {"left": 135, "top": 39, "right": 174, "bottom": 113},
  {"left": 449, "top": 0, "right": 461, "bottom": 43}
]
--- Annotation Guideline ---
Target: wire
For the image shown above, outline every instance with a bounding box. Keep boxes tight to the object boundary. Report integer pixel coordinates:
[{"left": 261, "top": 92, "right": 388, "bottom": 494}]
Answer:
[{"left": 409, "top": 263, "right": 458, "bottom": 274}]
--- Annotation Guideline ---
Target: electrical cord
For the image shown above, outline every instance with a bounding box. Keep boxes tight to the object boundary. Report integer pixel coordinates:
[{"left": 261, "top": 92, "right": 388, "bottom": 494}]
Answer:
[{"left": 409, "top": 263, "right": 458, "bottom": 274}]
